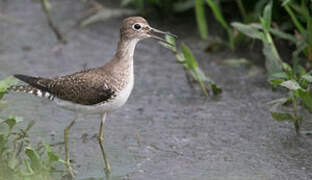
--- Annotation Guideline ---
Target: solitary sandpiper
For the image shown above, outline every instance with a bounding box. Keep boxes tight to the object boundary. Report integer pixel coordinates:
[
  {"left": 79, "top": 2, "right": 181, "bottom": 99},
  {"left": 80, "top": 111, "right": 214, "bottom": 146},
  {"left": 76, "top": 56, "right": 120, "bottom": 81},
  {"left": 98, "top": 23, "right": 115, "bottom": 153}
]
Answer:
[{"left": 8, "top": 16, "right": 176, "bottom": 177}]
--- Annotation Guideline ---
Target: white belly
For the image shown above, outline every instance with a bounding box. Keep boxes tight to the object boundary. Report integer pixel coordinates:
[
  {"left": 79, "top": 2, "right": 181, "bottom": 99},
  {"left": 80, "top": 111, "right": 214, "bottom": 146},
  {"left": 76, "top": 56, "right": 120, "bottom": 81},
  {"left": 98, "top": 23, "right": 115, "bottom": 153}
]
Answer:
[{"left": 54, "top": 75, "right": 134, "bottom": 114}]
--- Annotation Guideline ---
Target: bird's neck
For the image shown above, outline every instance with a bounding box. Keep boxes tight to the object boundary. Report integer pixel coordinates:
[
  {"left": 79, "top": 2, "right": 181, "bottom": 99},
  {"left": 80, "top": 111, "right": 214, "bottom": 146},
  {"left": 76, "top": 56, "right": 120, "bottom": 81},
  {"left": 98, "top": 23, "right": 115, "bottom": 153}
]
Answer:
[
  {"left": 114, "top": 38, "right": 139, "bottom": 62},
  {"left": 102, "top": 38, "right": 139, "bottom": 87}
]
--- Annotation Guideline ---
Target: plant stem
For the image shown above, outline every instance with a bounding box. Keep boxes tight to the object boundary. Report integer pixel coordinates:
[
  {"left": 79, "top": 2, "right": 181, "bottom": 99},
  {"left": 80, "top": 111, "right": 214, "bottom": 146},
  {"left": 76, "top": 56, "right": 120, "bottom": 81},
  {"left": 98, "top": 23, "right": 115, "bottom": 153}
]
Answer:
[
  {"left": 235, "top": 0, "right": 247, "bottom": 22},
  {"left": 195, "top": 0, "right": 209, "bottom": 39},
  {"left": 40, "top": 0, "right": 67, "bottom": 44},
  {"left": 198, "top": 77, "right": 209, "bottom": 96},
  {"left": 292, "top": 95, "right": 300, "bottom": 134},
  {"left": 284, "top": 4, "right": 305, "bottom": 35}
]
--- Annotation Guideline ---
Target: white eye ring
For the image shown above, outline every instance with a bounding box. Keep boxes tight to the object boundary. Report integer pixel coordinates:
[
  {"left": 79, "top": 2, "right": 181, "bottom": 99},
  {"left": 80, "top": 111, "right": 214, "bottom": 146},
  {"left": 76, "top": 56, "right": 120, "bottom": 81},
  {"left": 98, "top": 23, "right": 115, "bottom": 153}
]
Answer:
[{"left": 132, "top": 23, "right": 143, "bottom": 31}]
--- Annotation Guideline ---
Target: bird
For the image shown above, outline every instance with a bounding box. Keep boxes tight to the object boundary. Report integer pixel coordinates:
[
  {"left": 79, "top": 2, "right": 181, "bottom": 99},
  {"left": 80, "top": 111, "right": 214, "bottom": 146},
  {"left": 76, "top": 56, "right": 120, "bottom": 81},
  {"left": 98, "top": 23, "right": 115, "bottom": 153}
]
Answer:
[{"left": 7, "top": 16, "right": 176, "bottom": 177}]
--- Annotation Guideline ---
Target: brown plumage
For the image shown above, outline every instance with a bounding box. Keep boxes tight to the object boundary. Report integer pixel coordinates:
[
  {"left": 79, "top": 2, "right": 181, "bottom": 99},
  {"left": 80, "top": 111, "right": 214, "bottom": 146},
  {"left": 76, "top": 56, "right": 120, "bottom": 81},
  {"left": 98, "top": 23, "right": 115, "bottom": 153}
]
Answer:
[
  {"left": 9, "top": 16, "right": 174, "bottom": 107},
  {"left": 7, "top": 16, "right": 176, "bottom": 176},
  {"left": 12, "top": 71, "right": 116, "bottom": 105},
  {"left": 9, "top": 17, "right": 155, "bottom": 106}
]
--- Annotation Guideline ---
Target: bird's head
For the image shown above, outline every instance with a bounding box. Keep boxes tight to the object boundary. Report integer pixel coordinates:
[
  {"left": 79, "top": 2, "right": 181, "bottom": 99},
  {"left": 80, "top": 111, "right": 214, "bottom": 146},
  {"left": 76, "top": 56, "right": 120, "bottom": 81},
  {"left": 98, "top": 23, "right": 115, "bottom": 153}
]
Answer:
[{"left": 120, "top": 16, "right": 176, "bottom": 45}]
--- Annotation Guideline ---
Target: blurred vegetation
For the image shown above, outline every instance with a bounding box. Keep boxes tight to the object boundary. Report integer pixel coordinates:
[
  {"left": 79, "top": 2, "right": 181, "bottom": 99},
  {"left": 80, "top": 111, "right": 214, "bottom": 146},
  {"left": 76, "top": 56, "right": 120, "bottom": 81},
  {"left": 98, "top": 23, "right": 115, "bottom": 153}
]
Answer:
[
  {"left": 122, "top": 0, "right": 312, "bottom": 133},
  {"left": 160, "top": 35, "right": 222, "bottom": 96},
  {"left": 0, "top": 77, "right": 64, "bottom": 180}
]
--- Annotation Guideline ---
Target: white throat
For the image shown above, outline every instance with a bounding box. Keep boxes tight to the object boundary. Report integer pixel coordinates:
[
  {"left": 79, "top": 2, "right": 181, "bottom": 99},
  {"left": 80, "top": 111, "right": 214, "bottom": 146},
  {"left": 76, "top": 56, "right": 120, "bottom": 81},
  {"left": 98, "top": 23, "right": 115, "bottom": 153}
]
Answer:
[
  {"left": 116, "top": 38, "right": 140, "bottom": 60},
  {"left": 127, "top": 38, "right": 139, "bottom": 58}
]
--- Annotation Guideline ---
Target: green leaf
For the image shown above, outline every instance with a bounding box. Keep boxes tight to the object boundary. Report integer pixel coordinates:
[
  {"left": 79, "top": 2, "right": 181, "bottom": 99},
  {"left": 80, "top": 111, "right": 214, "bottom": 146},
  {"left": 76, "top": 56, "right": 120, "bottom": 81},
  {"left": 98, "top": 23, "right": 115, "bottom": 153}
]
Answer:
[
  {"left": 282, "top": 62, "right": 293, "bottom": 74},
  {"left": 254, "top": 0, "right": 269, "bottom": 17},
  {"left": 25, "top": 147, "right": 42, "bottom": 171},
  {"left": 245, "top": 23, "right": 295, "bottom": 43},
  {"left": 181, "top": 43, "right": 198, "bottom": 69},
  {"left": 221, "top": 58, "right": 251, "bottom": 67},
  {"left": 235, "top": 0, "right": 247, "bottom": 21},
  {"left": 193, "top": 67, "right": 222, "bottom": 95},
  {"left": 269, "top": 79, "right": 284, "bottom": 86},
  {"left": 282, "top": 0, "right": 293, "bottom": 6},
  {"left": 206, "top": 0, "right": 234, "bottom": 49},
  {"left": 48, "top": 151, "right": 59, "bottom": 162},
  {"left": 211, "top": 84, "right": 222, "bottom": 95},
  {"left": 176, "top": 53, "right": 185, "bottom": 63},
  {"left": 263, "top": 42, "right": 283, "bottom": 76},
  {"left": 205, "top": 0, "right": 229, "bottom": 31},
  {"left": 193, "top": 67, "right": 210, "bottom": 82},
  {"left": 195, "top": 0, "right": 208, "bottom": 39},
  {"left": 4, "top": 116, "right": 23, "bottom": 130},
  {"left": 159, "top": 34, "right": 177, "bottom": 52},
  {"left": 188, "top": 68, "right": 209, "bottom": 96},
  {"left": 270, "top": 111, "right": 294, "bottom": 122},
  {"left": 302, "top": 74, "right": 312, "bottom": 83},
  {"left": 24, "top": 159, "right": 34, "bottom": 174},
  {"left": 270, "top": 72, "right": 288, "bottom": 79},
  {"left": 44, "top": 143, "right": 59, "bottom": 162},
  {"left": 0, "top": 76, "right": 18, "bottom": 99},
  {"left": 283, "top": 3, "right": 305, "bottom": 35},
  {"left": 280, "top": 80, "right": 301, "bottom": 90},
  {"left": 165, "top": 35, "right": 176, "bottom": 47},
  {"left": 267, "top": 97, "right": 289, "bottom": 105},
  {"left": 231, "top": 22, "right": 264, "bottom": 40},
  {"left": 159, "top": 36, "right": 221, "bottom": 96},
  {"left": 262, "top": 0, "right": 272, "bottom": 31},
  {"left": 294, "top": 64, "right": 306, "bottom": 76},
  {"left": 298, "top": 89, "right": 312, "bottom": 112},
  {"left": 270, "top": 28, "right": 297, "bottom": 43}
]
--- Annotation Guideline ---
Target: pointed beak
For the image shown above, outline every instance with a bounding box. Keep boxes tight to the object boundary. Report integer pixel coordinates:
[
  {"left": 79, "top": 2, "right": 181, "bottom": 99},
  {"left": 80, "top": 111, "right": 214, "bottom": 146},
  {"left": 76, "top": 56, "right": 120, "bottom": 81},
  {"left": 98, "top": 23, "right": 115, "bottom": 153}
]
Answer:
[{"left": 148, "top": 27, "right": 177, "bottom": 46}]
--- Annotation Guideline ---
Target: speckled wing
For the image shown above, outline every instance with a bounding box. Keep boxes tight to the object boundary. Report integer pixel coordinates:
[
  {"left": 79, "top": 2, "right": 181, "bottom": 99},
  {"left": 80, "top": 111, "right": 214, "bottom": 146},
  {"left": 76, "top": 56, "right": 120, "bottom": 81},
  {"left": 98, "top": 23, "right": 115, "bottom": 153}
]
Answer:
[{"left": 13, "top": 71, "right": 115, "bottom": 105}]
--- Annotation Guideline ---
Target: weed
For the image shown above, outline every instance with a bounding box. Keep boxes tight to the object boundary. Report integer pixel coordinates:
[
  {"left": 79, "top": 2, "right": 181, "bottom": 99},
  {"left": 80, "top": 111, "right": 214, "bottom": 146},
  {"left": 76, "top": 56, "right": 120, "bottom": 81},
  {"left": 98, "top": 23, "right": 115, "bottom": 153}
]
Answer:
[
  {"left": 0, "top": 77, "right": 64, "bottom": 180},
  {"left": 160, "top": 35, "right": 222, "bottom": 96},
  {"left": 232, "top": 1, "right": 312, "bottom": 133}
]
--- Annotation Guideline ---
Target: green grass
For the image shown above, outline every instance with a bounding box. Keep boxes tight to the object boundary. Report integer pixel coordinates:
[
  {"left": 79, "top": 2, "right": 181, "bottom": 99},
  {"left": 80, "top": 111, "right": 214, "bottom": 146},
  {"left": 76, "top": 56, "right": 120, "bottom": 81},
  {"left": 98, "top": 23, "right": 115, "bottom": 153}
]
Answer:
[
  {"left": 232, "top": 0, "right": 312, "bottom": 133},
  {"left": 160, "top": 35, "right": 222, "bottom": 96},
  {"left": 0, "top": 78, "right": 64, "bottom": 180}
]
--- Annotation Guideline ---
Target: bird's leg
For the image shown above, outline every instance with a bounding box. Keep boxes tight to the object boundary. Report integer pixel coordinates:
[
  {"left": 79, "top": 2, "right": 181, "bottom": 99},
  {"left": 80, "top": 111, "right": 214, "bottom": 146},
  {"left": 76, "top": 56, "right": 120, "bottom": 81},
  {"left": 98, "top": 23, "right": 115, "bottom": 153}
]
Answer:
[
  {"left": 98, "top": 113, "right": 111, "bottom": 175},
  {"left": 64, "top": 116, "right": 77, "bottom": 177}
]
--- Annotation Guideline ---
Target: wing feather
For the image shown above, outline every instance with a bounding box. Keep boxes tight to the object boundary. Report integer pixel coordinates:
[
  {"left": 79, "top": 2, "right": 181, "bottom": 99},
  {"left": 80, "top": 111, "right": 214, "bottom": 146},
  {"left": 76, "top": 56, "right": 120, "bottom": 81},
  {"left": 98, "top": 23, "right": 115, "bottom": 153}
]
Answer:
[{"left": 14, "top": 71, "right": 115, "bottom": 105}]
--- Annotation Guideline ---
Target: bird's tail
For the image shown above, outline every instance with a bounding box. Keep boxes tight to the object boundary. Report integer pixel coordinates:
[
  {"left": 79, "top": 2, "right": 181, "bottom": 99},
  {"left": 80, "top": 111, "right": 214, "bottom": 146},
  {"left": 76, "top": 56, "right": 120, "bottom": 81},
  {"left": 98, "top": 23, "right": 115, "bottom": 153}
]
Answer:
[{"left": 8, "top": 85, "right": 54, "bottom": 100}]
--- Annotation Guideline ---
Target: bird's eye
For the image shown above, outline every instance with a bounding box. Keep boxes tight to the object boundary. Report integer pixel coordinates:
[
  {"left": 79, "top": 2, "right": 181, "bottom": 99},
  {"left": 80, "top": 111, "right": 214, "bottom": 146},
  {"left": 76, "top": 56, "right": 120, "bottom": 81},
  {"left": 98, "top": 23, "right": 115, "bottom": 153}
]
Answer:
[{"left": 133, "top": 23, "right": 142, "bottom": 30}]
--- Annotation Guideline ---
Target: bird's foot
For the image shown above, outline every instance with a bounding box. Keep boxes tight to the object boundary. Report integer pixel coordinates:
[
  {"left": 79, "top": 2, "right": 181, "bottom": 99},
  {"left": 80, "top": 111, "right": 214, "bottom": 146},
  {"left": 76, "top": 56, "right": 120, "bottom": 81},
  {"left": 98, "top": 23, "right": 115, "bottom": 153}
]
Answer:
[{"left": 63, "top": 161, "right": 76, "bottom": 179}]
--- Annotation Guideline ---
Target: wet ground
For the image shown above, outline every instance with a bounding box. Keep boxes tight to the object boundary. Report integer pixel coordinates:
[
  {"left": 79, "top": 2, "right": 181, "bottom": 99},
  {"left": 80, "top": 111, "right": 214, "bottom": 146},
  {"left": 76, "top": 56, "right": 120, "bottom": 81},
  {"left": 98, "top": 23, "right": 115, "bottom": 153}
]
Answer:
[{"left": 1, "top": 0, "right": 312, "bottom": 179}]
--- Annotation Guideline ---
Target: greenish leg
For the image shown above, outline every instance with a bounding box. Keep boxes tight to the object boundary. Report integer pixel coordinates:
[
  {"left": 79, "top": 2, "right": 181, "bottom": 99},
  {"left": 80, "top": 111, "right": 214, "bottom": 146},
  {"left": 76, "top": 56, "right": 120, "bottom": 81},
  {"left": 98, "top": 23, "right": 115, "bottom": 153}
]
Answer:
[
  {"left": 64, "top": 117, "right": 77, "bottom": 177},
  {"left": 98, "top": 113, "right": 111, "bottom": 175}
]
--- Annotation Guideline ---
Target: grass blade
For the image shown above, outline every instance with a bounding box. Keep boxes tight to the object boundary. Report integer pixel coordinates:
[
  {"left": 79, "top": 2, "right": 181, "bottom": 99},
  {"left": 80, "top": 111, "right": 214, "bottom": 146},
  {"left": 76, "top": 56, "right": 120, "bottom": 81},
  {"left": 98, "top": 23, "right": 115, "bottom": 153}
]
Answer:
[
  {"left": 283, "top": 3, "right": 305, "bottom": 34},
  {"left": 270, "top": 111, "right": 295, "bottom": 122},
  {"left": 231, "top": 22, "right": 264, "bottom": 40},
  {"left": 205, "top": 0, "right": 235, "bottom": 49},
  {"left": 195, "top": 0, "right": 208, "bottom": 39},
  {"left": 160, "top": 35, "right": 222, "bottom": 96},
  {"left": 181, "top": 43, "right": 198, "bottom": 69},
  {"left": 262, "top": 0, "right": 272, "bottom": 31},
  {"left": 235, "top": 0, "right": 247, "bottom": 22}
]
